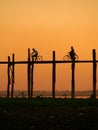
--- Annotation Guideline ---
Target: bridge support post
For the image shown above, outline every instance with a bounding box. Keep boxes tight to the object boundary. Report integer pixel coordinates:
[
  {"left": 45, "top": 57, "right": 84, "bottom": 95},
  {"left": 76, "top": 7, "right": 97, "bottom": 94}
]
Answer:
[
  {"left": 52, "top": 51, "right": 56, "bottom": 98},
  {"left": 92, "top": 49, "right": 97, "bottom": 98}
]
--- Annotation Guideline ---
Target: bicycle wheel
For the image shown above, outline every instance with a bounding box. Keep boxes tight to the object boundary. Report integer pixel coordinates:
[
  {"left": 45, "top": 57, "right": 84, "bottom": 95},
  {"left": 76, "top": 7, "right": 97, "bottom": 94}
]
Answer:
[
  {"left": 75, "top": 55, "right": 79, "bottom": 61},
  {"left": 63, "top": 55, "right": 70, "bottom": 61},
  {"left": 37, "top": 55, "right": 43, "bottom": 61}
]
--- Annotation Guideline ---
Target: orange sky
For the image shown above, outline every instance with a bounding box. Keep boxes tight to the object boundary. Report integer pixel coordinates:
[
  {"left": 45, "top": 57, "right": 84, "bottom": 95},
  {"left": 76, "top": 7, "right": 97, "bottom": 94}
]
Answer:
[{"left": 0, "top": 0, "right": 98, "bottom": 92}]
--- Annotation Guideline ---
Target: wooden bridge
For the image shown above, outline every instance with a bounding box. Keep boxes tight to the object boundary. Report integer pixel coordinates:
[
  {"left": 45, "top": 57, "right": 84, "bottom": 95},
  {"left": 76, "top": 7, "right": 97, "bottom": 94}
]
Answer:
[{"left": 0, "top": 48, "right": 97, "bottom": 98}]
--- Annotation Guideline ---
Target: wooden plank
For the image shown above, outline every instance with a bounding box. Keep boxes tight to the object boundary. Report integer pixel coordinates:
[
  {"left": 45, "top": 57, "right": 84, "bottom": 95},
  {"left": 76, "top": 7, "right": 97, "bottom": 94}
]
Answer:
[
  {"left": 11, "top": 54, "right": 15, "bottom": 98},
  {"left": 31, "top": 56, "right": 34, "bottom": 98},
  {"left": 71, "top": 61, "right": 75, "bottom": 98},
  {"left": 7, "top": 56, "right": 10, "bottom": 98},
  {"left": 52, "top": 51, "right": 56, "bottom": 98},
  {"left": 1, "top": 60, "right": 98, "bottom": 64},
  {"left": 27, "top": 48, "right": 31, "bottom": 98},
  {"left": 93, "top": 49, "right": 97, "bottom": 98}
]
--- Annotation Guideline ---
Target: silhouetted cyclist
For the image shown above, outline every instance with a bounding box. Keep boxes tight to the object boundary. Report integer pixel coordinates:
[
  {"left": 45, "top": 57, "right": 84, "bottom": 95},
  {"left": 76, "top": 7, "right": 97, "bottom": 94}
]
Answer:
[
  {"left": 32, "top": 48, "right": 38, "bottom": 60},
  {"left": 69, "top": 46, "right": 77, "bottom": 61}
]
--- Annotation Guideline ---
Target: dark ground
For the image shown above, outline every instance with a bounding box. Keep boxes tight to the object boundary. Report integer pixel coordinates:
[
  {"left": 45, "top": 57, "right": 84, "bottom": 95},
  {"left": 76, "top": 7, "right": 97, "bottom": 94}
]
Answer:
[
  {"left": 0, "top": 98, "right": 98, "bottom": 130},
  {"left": 1, "top": 106, "right": 98, "bottom": 130}
]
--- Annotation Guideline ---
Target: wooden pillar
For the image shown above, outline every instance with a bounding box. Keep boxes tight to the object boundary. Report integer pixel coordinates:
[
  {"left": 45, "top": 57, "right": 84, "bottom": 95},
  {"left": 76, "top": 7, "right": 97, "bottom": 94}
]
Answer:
[
  {"left": 52, "top": 51, "right": 56, "bottom": 98},
  {"left": 92, "top": 49, "right": 97, "bottom": 98},
  {"left": 28, "top": 48, "right": 31, "bottom": 98},
  {"left": 7, "top": 56, "right": 10, "bottom": 98},
  {"left": 71, "top": 60, "right": 75, "bottom": 98},
  {"left": 11, "top": 54, "right": 15, "bottom": 98},
  {"left": 31, "top": 56, "right": 34, "bottom": 98}
]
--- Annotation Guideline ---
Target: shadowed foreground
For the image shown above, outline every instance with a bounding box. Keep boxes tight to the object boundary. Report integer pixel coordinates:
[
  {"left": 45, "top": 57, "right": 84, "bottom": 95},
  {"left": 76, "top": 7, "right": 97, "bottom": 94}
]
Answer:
[{"left": 0, "top": 98, "right": 98, "bottom": 130}]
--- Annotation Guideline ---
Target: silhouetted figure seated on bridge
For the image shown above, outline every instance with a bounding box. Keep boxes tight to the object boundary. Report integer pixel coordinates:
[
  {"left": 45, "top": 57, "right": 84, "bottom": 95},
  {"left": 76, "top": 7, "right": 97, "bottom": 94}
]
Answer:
[
  {"left": 69, "top": 46, "right": 78, "bottom": 61},
  {"left": 31, "top": 48, "right": 38, "bottom": 61}
]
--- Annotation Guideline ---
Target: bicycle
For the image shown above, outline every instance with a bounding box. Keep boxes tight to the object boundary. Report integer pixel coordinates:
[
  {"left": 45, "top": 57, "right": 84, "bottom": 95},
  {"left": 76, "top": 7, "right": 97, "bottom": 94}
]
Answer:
[
  {"left": 30, "top": 54, "right": 43, "bottom": 61},
  {"left": 35, "top": 55, "right": 43, "bottom": 61},
  {"left": 63, "top": 52, "right": 79, "bottom": 61}
]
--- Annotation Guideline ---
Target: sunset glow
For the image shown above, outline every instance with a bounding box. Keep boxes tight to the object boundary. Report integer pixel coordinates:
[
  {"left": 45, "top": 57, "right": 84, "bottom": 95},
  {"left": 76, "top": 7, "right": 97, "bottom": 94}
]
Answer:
[{"left": 0, "top": 0, "right": 98, "bottom": 92}]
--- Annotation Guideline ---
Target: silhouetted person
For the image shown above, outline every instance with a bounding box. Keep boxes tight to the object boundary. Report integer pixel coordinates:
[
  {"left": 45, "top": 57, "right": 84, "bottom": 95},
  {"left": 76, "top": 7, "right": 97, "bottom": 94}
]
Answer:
[
  {"left": 31, "top": 48, "right": 38, "bottom": 60},
  {"left": 69, "top": 46, "right": 77, "bottom": 61}
]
